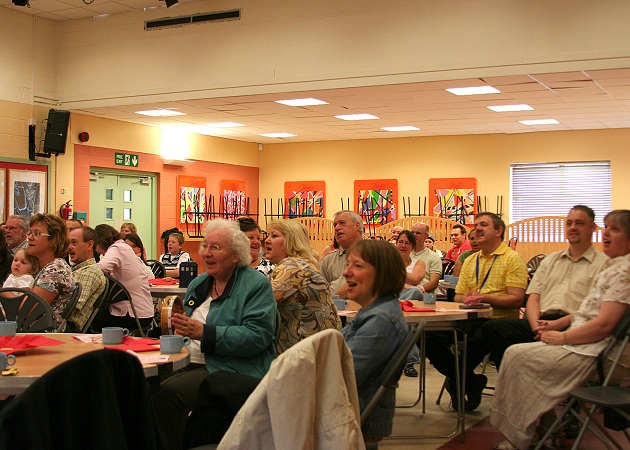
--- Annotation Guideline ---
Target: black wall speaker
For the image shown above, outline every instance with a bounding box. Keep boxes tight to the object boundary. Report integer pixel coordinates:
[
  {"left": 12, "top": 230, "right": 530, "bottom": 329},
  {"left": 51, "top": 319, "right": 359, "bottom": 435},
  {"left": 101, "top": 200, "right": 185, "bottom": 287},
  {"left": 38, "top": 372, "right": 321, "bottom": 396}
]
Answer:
[
  {"left": 43, "top": 109, "right": 70, "bottom": 155},
  {"left": 28, "top": 124, "right": 36, "bottom": 161}
]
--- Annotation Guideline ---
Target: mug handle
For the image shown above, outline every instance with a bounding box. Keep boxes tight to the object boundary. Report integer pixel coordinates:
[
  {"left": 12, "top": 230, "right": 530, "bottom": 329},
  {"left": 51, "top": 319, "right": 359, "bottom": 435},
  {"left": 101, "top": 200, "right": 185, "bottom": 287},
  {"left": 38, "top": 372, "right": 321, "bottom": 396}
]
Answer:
[
  {"left": 122, "top": 328, "right": 130, "bottom": 337},
  {"left": 182, "top": 336, "right": 191, "bottom": 346},
  {"left": 7, "top": 355, "right": 16, "bottom": 366}
]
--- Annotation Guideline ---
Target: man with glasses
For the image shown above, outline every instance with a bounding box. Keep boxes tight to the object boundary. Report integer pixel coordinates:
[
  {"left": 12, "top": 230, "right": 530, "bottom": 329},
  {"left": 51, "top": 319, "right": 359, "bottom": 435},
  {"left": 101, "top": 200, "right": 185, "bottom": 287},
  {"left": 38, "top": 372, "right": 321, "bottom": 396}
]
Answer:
[{"left": 4, "top": 215, "right": 29, "bottom": 255}]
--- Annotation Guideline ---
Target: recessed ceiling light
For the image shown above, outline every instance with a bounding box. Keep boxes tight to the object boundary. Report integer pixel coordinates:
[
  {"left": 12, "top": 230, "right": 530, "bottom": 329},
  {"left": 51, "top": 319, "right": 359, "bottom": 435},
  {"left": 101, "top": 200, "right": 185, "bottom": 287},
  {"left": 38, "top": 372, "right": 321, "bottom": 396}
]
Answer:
[
  {"left": 381, "top": 126, "right": 421, "bottom": 132},
  {"left": 519, "top": 119, "right": 560, "bottom": 125},
  {"left": 205, "top": 122, "right": 245, "bottom": 128},
  {"left": 135, "top": 109, "right": 185, "bottom": 117},
  {"left": 334, "top": 114, "right": 380, "bottom": 121},
  {"left": 488, "top": 104, "right": 534, "bottom": 112},
  {"left": 259, "top": 132, "right": 297, "bottom": 138},
  {"left": 446, "top": 86, "right": 501, "bottom": 96},
  {"left": 275, "top": 98, "right": 328, "bottom": 107}
]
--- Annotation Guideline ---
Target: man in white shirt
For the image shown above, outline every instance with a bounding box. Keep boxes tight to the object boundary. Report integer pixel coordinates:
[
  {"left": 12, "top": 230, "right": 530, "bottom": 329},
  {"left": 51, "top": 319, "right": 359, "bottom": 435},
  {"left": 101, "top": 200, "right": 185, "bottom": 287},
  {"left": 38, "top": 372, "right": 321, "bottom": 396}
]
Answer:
[
  {"left": 411, "top": 222, "right": 442, "bottom": 293},
  {"left": 320, "top": 210, "right": 363, "bottom": 297}
]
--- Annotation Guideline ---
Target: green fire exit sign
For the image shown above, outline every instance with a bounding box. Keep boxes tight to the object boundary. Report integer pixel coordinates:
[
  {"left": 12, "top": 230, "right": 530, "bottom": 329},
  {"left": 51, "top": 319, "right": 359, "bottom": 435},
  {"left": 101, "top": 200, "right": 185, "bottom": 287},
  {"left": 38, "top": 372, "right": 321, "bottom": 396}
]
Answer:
[{"left": 115, "top": 152, "right": 139, "bottom": 167}]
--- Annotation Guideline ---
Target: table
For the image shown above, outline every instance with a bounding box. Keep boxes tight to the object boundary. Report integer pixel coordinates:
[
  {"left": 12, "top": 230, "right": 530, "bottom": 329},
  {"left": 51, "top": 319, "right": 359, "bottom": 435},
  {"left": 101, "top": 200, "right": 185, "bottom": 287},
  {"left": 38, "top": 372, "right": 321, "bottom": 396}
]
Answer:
[
  {"left": 149, "top": 284, "right": 188, "bottom": 298},
  {"left": 0, "top": 333, "right": 190, "bottom": 395},
  {"left": 341, "top": 300, "right": 493, "bottom": 442}
]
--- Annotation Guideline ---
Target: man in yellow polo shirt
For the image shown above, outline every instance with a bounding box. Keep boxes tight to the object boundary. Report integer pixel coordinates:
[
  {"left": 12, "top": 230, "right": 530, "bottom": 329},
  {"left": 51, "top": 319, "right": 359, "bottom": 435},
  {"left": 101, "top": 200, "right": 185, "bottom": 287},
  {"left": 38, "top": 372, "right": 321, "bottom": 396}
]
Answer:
[{"left": 425, "top": 212, "right": 528, "bottom": 411}]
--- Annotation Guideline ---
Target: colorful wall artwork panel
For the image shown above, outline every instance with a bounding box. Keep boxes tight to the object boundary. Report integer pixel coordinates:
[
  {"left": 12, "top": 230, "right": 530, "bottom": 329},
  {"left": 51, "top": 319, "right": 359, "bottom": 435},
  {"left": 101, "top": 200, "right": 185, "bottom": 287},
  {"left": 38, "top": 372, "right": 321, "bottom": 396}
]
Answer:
[
  {"left": 428, "top": 177, "right": 477, "bottom": 224},
  {"left": 284, "top": 181, "right": 326, "bottom": 218},
  {"left": 177, "top": 176, "right": 206, "bottom": 225},
  {"left": 221, "top": 179, "right": 247, "bottom": 218},
  {"left": 354, "top": 179, "right": 398, "bottom": 226}
]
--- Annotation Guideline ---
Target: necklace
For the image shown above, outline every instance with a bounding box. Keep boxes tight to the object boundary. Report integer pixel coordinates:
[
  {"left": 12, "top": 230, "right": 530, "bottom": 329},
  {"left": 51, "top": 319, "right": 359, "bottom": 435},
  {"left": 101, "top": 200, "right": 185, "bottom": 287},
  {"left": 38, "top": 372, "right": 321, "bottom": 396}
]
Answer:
[{"left": 213, "top": 281, "right": 222, "bottom": 298}]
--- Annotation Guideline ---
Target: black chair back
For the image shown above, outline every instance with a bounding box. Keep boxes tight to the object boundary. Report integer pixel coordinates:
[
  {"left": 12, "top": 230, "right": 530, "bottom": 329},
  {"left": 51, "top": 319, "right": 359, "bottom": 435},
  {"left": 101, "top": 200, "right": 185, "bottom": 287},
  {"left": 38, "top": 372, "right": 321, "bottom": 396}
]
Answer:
[
  {"left": 0, "top": 288, "right": 56, "bottom": 332},
  {"left": 57, "top": 282, "right": 82, "bottom": 332},
  {"left": 101, "top": 274, "right": 148, "bottom": 337},
  {"left": 441, "top": 258, "right": 455, "bottom": 278},
  {"left": 81, "top": 277, "right": 110, "bottom": 333},
  {"left": 145, "top": 260, "right": 165, "bottom": 278}
]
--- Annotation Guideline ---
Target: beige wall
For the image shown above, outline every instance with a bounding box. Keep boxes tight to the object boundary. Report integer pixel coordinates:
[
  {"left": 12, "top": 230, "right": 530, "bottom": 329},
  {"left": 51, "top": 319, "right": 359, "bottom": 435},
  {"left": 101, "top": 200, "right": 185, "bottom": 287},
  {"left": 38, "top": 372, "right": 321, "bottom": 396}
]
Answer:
[{"left": 258, "top": 129, "right": 630, "bottom": 222}]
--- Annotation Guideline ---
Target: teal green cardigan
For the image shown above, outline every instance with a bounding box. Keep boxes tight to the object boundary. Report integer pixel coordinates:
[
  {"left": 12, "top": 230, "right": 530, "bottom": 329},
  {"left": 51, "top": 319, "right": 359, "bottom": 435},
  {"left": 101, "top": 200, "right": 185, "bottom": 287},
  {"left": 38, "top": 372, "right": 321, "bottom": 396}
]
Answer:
[{"left": 184, "top": 265, "right": 277, "bottom": 378}]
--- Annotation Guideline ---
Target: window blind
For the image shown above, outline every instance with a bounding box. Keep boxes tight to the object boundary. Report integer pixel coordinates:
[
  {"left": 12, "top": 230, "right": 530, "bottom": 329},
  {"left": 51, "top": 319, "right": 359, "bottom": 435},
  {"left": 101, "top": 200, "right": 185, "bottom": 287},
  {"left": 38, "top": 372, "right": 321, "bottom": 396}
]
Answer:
[{"left": 510, "top": 161, "right": 611, "bottom": 226}]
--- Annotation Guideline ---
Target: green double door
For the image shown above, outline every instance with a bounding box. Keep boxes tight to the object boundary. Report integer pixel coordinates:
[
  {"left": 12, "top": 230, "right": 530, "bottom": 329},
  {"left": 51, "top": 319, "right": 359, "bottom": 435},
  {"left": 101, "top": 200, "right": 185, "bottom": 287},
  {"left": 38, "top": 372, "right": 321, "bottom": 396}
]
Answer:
[{"left": 89, "top": 171, "right": 157, "bottom": 259}]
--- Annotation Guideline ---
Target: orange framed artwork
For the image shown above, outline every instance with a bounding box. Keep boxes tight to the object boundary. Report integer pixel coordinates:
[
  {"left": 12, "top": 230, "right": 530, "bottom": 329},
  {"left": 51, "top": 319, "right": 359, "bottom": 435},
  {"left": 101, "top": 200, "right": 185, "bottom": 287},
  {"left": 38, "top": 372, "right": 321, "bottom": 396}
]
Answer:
[
  {"left": 284, "top": 181, "right": 325, "bottom": 218},
  {"left": 354, "top": 179, "right": 398, "bottom": 227},
  {"left": 428, "top": 177, "right": 477, "bottom": 224}
]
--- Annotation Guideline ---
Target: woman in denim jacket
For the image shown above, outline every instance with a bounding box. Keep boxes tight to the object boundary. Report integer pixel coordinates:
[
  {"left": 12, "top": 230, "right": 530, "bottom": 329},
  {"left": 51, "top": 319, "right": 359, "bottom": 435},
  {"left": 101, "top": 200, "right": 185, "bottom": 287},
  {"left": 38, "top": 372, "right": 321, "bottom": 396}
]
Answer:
[{"left": 341, "top": 240, "right": 409, "bottom": 442}]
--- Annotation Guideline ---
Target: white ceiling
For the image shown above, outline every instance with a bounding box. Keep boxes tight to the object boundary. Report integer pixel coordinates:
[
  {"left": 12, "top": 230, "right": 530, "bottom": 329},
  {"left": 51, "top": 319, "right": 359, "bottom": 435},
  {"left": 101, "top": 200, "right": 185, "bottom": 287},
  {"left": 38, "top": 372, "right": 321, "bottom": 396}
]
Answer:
[{"left": 4, "top": 1, "right": 630, "bottom": 144}]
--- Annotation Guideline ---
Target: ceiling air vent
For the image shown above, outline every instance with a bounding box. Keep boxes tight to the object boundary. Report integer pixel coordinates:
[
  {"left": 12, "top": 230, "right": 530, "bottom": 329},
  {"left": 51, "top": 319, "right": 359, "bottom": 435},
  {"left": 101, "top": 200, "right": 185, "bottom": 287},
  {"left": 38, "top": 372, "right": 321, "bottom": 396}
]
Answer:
[{"left": 145, "top": 9, "right": 241, "bottom": 31}]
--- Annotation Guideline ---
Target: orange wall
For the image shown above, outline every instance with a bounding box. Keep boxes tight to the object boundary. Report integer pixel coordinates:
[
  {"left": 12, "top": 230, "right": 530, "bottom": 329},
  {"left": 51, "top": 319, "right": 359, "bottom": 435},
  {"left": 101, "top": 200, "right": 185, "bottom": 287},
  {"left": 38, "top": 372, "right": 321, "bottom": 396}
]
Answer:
[{"left": 74, "top": 144, "right": 259, "bottom": 257}]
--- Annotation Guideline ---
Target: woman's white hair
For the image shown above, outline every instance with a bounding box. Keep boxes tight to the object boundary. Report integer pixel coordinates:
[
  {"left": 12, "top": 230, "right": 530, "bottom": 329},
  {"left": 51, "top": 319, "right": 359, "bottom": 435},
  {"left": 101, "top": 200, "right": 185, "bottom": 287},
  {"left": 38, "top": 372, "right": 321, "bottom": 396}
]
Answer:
[{"left": 203, "top": 218, "right": 252, "bottom": 267}]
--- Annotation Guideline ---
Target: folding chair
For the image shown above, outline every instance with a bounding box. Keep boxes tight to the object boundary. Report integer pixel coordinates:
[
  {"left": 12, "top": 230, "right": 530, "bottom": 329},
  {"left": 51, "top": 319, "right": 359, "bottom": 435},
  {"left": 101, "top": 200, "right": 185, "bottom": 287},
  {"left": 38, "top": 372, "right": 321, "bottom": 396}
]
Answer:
[
  {"left": 81, "top": 277, "right": 109, "bottom": 333},
  {"left": 441, "top": 258, "right": 456, "bottom": 278},
  {"left": 361, "top": 321, "right": 426, "bottom": 425},
  {"left": 534, "top": 309, "right": 630, "bottom": 450},
  {"left": 57, "top": 282, "right": 82, "bottom": 332},
  {"left": 94, "top": 274, "right": 150, "bottom": 337},
  {"left": 145, "top": 260, "right": 166, "bottom": 278},
  {"left": 526, "top": 253, "right": 546, "bottom": 279},
  {"left": 0, "top": 287, "right": 56, "bottom": 332}
]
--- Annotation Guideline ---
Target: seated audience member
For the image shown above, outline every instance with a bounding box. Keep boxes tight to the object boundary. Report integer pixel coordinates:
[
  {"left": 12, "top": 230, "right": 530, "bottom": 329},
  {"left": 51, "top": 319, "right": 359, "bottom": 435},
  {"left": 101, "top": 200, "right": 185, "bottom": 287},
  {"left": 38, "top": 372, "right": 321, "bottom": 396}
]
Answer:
[
  {"left": 264, "top": 219, "right": 341, "bottom": 354},
  {"left": 4, "top": 215, "right": 29, "bottom": 256},
  {"left": 160, "top": 232, "right": 190, "bottom": 278},
  {"left": 66, "top": 226, "right": 107, "bottom": 332},
  {"left": 2, "top": 248, "right": 39, "bottom": 290},
  {"left": 341, "top": 240, "right": 408, "bottom": 443},
  {"left": 388, "top": 225, "right": 404, "bottom": 244},
  {"left": 25, "top": 214, "right": 75, "bottom": 329},
  {"left": 425, "top": 212, "right": 528, "bottom": 411},
  {"left": 119, "top": 222, "right": 137, "bottom": 238},
  {"left": 445, "top": 224, "right": 472, "bottom": 261},
  {"left": 411, "top": 223, "right": 442, "bottom": 293},
  {"left": 453, "top": 229, "right": 478, "bottom": 277},
  {"left": 92, "top": 224, "right": 154, "bottom": 331},
  {"left": 490, "top": 209, "right": 630, "bottom": 450},
  {"left": 65, "top": 218, "right": 83, "bottom": 233},
  {"left": 237, "top": 216, "right": 274, "bottom": 277},
  {"left": 395, "top": 230, "right": 427, "bottom": 298},
  {"left": 482, "top": 205, "right": 608, "bottom": 368},
  {"left": 153, "top": 219, "right": 277, "bottom": 450},
  {"left": 0, "top": 232, "right": 15, "bottom": 286},
  {"left": 123, "top": 233, "right": 155, "bottom": 279},
  {"left": 424, "top": 234, "right": 443, "bottom": 257}
]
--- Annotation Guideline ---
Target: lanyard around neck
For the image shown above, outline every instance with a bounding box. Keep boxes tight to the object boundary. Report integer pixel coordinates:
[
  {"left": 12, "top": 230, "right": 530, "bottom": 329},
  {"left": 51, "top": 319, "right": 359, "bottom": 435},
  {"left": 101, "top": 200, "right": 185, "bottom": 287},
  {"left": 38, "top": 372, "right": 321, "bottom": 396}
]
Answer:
[{"left": 476, "top": 253, "right": 499, "bottom": 292}]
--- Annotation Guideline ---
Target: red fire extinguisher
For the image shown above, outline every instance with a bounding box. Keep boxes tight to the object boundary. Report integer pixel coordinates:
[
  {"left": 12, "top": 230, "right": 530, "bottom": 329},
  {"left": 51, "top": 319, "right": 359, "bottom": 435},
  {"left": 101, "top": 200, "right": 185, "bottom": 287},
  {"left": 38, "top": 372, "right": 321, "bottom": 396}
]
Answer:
[{"left": 60, "top": 200, "right": 72, "bottom": 220}]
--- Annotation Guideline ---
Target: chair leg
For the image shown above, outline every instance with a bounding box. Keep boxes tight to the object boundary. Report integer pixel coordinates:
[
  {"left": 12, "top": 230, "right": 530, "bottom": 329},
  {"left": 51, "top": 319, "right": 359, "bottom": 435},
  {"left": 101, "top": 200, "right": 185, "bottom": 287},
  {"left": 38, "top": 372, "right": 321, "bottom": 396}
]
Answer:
[{"left": 436, "top": 377, "right": 447, "bottom": 405}]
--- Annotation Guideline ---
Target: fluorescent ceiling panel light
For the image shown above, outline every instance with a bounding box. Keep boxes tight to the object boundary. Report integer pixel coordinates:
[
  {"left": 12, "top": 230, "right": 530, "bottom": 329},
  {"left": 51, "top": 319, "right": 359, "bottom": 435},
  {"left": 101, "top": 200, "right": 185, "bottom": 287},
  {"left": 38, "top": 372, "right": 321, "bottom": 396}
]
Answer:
[
  {"left": 259, "top": 132, "right": 297, "bottom": 138},
  {"left": 488, "top": 104, "right": 534, "bottom": 112},
  {"left": 519, "top": 119, "right": 560, "bottom": 125},
  {"left": 381, "top": 126, "right": 420, "bottom": 132},
  {"left": 334, "top": 114, "right": 380, "bottom": 121},
  {"left": 446, "top": 86, "right": 500, "bottom": 96},
  {"left": 205, "top": 122, "right": 245, "bottom": 127},
  {"left": 275, "top": 98, "right": 329, "bottom": 107},
  {"left": 135, "top": 109, "right": 185, "bottom": 117}
]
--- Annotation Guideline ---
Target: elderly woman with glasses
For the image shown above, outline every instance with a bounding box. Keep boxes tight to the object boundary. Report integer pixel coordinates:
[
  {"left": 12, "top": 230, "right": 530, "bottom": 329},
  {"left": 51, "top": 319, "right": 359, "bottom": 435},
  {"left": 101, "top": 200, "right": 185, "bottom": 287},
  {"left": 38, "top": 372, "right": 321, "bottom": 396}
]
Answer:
[
  {"left": 26, "top": 214, "right": 75, "bottom": 329},
  {"left": 154, "top": 218, "right": 277, "bottom": 450}
]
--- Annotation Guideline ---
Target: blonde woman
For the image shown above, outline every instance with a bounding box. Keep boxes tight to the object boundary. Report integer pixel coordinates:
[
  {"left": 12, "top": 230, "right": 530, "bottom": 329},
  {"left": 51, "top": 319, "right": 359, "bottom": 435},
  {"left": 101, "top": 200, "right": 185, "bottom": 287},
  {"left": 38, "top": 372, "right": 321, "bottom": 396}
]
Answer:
[{"left": 264, "top": 219, "right": 341, "bottom": 354}]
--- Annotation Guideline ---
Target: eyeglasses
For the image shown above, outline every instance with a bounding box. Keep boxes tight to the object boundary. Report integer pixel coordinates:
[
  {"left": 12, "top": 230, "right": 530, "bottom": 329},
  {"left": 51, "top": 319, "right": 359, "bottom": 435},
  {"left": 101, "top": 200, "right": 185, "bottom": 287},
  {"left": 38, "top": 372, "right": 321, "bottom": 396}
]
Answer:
[
  {"left": 4, "top": 226, "right": 22, "bottom": 231},
  {"left": 199, "top": 243, "right": 224, "bottom": 253},
  {"left": 27, "top": 230, "right": 50, "bottom": 238}
]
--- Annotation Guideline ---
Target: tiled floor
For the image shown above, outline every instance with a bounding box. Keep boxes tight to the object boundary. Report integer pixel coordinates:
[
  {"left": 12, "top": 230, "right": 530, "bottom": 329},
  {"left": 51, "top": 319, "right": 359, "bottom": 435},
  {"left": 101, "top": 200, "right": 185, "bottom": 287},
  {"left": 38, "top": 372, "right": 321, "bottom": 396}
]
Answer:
[{"left": 379, "top": 360, "right": 499, "bottom": 449}]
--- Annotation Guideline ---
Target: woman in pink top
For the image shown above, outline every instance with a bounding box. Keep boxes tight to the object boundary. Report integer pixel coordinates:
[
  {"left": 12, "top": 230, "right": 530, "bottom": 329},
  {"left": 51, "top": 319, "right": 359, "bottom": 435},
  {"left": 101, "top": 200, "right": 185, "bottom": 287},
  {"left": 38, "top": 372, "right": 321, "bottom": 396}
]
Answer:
[{"left": 91, "top": 224, "right": 154, "bottom": 331}]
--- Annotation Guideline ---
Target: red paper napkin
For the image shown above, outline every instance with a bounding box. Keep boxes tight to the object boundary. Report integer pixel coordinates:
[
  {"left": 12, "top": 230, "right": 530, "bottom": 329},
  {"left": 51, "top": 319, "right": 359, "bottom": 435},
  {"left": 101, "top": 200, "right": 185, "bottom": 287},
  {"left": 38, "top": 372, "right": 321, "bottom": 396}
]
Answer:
[
  {"left": 400, "top": 300, "right": 436, "bottom": 313},
  {"left": 105, "top": 337, "right": 160, "bottom": 352},
  {"left": 0, "top": 335, "right": 66, "bottom": 354},
  {"left": 149, "top": 278, "right": 179, "bottom": 286}
]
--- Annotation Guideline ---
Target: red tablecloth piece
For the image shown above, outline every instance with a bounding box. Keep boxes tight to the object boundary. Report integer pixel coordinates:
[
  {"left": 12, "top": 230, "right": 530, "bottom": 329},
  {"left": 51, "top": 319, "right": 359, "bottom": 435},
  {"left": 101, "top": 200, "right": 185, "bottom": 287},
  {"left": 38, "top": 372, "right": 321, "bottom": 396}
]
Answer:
[
  {"left": 149, "top": 278, "right": 179, "bottom": 286},
  {"left": 0, "top": 335, "right": 66, "bottom": 354},
  {"left": 399, "top": 300, "right": 436, "bottom": 313}
]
